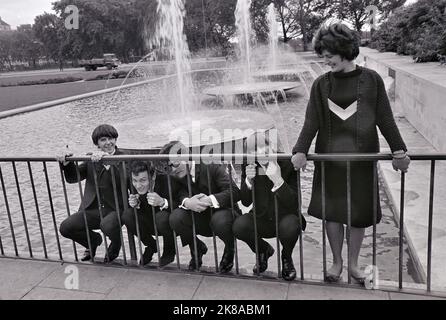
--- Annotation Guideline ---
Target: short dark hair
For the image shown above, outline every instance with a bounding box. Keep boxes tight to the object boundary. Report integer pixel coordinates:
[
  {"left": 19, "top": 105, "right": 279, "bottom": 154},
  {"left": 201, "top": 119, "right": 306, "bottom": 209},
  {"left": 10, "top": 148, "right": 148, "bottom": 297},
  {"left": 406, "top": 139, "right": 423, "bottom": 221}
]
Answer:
[
  {"left": 130, "top": 161, "right": 150, "bottom": 176},
  {"left": 158, "top": 141, "right": 189, "bottom": 155},
  {"left": 91, "top": 124, "right": 119, "bottom": 145},
  {"left": 155, "top": 141, "right": 189, "bottom": 174},
  {"left": 313, "top": 22, "right": 360, "bottom": 61}
]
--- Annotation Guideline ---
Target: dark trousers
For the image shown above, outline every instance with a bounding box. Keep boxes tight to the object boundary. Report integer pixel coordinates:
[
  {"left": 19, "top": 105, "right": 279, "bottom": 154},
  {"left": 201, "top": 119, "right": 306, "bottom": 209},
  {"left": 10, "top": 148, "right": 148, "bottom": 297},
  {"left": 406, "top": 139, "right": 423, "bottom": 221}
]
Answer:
[
  {"left": 169, "top": 208, "right": 235, "bottom": 251},
  {"left": 121, "top": 208, "right": 175, "bottom": 255},
  {"left": 232, "top": 212, "right": 302, "bottom": 258},
  {"left": 59, "top": 208, "right": 122, "bottom": 249}
]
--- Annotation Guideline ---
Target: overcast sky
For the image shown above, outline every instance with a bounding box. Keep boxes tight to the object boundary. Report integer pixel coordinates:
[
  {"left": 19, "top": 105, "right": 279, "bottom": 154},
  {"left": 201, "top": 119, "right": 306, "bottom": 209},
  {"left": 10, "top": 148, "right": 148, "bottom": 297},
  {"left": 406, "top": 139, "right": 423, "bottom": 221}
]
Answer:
[
  {"left": 0, "top": 0, "right": 420, "bottom": 29},
  {"left": 0, "top": 0, "right": 55, "bottom": 29}
]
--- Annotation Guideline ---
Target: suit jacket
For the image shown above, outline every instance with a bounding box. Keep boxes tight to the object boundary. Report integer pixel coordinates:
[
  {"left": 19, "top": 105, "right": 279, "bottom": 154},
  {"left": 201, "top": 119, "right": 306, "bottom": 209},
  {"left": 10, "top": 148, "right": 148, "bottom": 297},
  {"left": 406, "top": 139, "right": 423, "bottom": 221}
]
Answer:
[
  {"left": 240, "top": 160, "right": 306, "bottom": 227},
  {"left": 62, "top": 148, "right": 125, "bottom": 212},
  {"left": 174, "top": 163, "right": 241, "bottom": 210},
  {"left": 130, "top": 172, "right": 183, "bottom": 214}
]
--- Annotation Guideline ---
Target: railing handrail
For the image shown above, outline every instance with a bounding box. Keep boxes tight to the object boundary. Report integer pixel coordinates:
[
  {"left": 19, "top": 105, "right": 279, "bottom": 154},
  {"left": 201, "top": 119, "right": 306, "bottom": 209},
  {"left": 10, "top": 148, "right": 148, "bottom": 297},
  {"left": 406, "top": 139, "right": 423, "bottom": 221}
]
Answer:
[{"left": 0, "top": 152, "right": 445, "bottom": 162}]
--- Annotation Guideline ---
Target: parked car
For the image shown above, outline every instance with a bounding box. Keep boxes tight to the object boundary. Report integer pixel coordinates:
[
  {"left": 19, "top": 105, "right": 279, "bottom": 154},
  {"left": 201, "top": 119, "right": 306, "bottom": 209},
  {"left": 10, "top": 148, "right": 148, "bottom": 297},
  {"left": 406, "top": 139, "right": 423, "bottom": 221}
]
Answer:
[{"left": 79, "top": 53, "right": 121, "bottom": 71}]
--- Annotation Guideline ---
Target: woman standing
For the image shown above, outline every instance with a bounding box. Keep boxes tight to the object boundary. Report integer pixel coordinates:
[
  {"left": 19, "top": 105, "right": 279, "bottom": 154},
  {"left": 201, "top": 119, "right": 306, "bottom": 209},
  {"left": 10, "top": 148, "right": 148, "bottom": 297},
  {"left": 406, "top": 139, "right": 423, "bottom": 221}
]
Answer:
[{"left": 291, "top": 22, "right": 410, "bottom": 283}]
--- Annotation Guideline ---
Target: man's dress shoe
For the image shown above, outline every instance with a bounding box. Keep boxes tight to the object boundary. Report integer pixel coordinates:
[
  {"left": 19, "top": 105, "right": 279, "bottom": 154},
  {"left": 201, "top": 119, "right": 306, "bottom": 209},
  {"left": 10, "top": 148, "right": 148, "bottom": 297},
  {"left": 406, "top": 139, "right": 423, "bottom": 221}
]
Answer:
[{"left": 253, "top": 243, "right": 275, "bottom": 274}]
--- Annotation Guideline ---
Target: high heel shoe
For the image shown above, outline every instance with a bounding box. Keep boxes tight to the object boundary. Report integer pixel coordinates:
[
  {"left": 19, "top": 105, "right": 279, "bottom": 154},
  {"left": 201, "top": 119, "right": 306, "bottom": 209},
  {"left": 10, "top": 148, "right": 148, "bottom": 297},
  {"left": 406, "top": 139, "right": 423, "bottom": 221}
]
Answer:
[
  {"left": 324, "top": 272, "right": 342, "bottom": 283},
  {"left": 350, "top": 273, "right": 366, "bottom": 285},
  {"left": 324, "top": 265, "right": 343, "bottom": 283}
]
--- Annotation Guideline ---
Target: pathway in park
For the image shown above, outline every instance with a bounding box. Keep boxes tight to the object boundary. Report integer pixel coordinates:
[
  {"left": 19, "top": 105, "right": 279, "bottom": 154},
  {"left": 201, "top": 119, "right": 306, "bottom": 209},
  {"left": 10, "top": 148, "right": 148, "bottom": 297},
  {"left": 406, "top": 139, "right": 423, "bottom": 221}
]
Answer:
[{"left": 0, "top": 258, "right": 442, "bottom": 300}]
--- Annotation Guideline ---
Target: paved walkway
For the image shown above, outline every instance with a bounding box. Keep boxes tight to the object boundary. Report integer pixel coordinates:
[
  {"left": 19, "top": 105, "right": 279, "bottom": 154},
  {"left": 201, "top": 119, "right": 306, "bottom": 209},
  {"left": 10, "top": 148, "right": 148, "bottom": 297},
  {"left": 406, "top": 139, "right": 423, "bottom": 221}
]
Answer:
[{"left": 0, "top": 258, "right": 443, "bottom": 300}]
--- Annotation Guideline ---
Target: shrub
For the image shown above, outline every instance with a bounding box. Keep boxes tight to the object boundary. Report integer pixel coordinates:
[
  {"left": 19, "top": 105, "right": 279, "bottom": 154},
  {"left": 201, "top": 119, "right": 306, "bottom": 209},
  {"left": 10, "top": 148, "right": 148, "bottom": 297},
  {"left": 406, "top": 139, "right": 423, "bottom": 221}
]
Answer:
[
  {"left": 369, "top": 0, "right": 446, "bottom": 63},
  {"left": 0, "top": 76, "right": 83, "bottom": 87}
]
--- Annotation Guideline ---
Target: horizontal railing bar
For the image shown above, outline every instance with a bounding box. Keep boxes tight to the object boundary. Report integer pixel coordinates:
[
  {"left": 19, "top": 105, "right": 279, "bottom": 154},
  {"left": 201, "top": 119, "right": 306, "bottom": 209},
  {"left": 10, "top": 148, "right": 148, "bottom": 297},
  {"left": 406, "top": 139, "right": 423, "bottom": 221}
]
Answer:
[{"left": 0, "top": 153, "right": 445, "bottom": 162}]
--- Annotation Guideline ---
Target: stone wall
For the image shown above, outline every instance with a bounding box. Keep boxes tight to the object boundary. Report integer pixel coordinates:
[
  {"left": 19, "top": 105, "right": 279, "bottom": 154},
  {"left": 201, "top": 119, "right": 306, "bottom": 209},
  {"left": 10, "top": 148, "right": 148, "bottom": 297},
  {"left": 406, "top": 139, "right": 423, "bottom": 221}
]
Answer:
[{"left": 357, "top": 48, "right": 446, "bottom": 152}]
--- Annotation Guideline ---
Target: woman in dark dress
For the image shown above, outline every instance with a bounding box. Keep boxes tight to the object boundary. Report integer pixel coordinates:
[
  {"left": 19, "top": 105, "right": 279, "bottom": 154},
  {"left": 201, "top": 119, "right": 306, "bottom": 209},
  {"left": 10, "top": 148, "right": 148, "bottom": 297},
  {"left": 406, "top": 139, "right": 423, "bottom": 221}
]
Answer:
[{"left": 291, "top": 22, "right": 410, "bottom": 283}]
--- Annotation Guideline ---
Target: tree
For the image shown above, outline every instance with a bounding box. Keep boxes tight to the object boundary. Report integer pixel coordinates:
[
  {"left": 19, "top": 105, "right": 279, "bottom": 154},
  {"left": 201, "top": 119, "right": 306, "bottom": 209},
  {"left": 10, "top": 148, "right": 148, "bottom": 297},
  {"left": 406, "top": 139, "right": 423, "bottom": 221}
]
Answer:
[
  {"left": 0, "top": 31, "right": 15, "bottom": 70},
  {"left": 268, "top": 0, "right": 328, "bottom": 49},
  {"left": 250, "top": 0, "right": 270, "bottom": 44},
  {"left": 14, "top": 25, "right": 42, "bottom": 68},
  {"left": 52, "top": 0, "right": 144, "bottom": 61},
  {"left": 333, "top": 0, "right": 407, "bottom": 33},
  {"left": 369, "top": 0, "right": 446, "bottom": 62},
  {"left": 184, "top": 0, "right": 237, "bottom": 53},
  {"left": 33, "top": 13, "right": 66, "bottom": 64},
  {"left": 295, "top": 0, "right": 330, "bottom": 50}
]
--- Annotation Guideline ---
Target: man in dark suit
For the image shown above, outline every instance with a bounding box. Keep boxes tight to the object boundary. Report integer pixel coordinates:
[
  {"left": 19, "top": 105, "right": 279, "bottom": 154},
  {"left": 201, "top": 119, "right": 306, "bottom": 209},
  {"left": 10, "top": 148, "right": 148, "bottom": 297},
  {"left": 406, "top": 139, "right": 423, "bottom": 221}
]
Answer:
[
  {"left": 122, "top": 161, "right": 177, "bottom": 267},
  {"left": 232, "top": 132, "right": 306, "bottom": 281},
  {"left": 159, "top": 141, "right": 241, "bottom": 273},
  {"left": 57, "top": 124, "right": 125, "bottom": 263}
]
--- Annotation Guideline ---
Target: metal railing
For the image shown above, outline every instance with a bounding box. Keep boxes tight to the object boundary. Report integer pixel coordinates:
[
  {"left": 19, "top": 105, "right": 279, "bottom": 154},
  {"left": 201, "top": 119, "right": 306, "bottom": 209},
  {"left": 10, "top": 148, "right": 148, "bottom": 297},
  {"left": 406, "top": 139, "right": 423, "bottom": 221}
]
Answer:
[{"left": 0, "top": 153, "right": 445, "bottom": 297}]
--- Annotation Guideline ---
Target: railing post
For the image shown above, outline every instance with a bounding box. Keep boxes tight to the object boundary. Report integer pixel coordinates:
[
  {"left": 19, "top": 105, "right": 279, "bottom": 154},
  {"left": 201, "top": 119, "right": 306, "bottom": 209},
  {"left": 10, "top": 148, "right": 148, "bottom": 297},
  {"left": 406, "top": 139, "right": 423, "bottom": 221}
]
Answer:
[
  {"left": 74, "top": 161, "right": 95, "bottom": 264},
  {"left": 321, "top": 162, "right": 327, "bottom": 280},
  {"left": 12, "top": 161, "right": 33, "bottom": 258},
  {"left": 296, "top": 169, "right": 304, "bottom": 281},
  {"left": 166, "top": 173, "right": 181, "bottom": 270},
  {"left": 373, "top": 161, "right": 378, "bottom": 270},
  {"left": 227, "top": 162, "right": 239, "bottom": 275},
  {"left": 149, "top": 169, "right": 162, "bottom": 267},
  {"left": 120, "top": 162, "right": 138, "bottom": 263},
  {"left": 274, "top": 194, "right": 281, "bottom": 279},
  {"left": 110, "top": 165, "right": 127, "bottom": 265},
  {"left": 399, "top": 171, "right": 406, "bottom": 290},
  {"left": 427, "top": 160, "right": 435, "bottom": 292},
  {"left": 59, "top": 166, "right": 78, "bottom": 262},
  {"left": 43, "top": 162, "right": 64, "bottom": 261},
  {"left": 346, "top": 161, "right": 351, "bottom": 285},
  {"left": 91, "top": 163, "right": 111, "bottom": 262},
  {"left": 0, "top": 164, "right": 18, "bottom": 256},
  {"left": 251, "top": 166, "right": 260, "bottom": 276},
  {"left": 186, "top": 163, "right": 200, "bottom": 271},
  {"left": 27, "top": 161, "right": 48, "bottom": 259}
]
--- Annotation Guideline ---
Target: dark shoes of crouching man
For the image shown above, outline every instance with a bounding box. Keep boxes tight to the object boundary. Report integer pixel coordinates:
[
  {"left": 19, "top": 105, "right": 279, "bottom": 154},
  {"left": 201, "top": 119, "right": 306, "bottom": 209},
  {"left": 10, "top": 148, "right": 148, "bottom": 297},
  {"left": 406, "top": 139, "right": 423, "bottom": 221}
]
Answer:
[
  {"left": 80, "top": 234, "right": 103, "bottom": 262},
  {"left": 103, "top": 242, "right": 121, "bottom": 263},
  {"left": 253, "top": 243, "right": 275, "bottom": 274},
  {"left": 219, "top": 247, "right": 235, "bottom": 274},
  {"left": 251, "top": 243, "right": 297, "bottom": 281},
  {"left": 281, "top": 255, "right": 297, "bottom": 281},
  {"left": 159, "top": 252, "right": 176, "bottom": 267},
  {"left": 140, "top": 246, "right": 156, "bottom": 266},
  {"left": 188, "top": 240, "right": 208, "bottom": 271},
  {"left": 140, "top": 246, "right": 176, "bottom": 267}
]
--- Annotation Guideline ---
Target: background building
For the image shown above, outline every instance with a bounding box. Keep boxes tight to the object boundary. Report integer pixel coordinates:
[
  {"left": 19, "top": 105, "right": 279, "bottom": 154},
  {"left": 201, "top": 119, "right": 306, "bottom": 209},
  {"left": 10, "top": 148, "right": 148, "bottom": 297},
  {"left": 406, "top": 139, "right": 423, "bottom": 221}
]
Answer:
[{"left": 0, "top": 17, "right": 11, "bottom": 31}]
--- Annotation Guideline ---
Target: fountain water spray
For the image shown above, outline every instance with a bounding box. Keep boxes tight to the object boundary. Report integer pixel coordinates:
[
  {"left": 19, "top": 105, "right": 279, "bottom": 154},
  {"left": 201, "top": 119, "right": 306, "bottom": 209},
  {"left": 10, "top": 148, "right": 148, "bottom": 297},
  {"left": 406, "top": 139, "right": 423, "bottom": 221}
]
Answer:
[
  {"left": 146, "top": 0, "right": 196, "bottom": 113},
  {"left": 235, "top": 0, "right": 254, "bottom": 83},
  {"left": 267, "top": 3, "right": 278, "bottom": 71}
]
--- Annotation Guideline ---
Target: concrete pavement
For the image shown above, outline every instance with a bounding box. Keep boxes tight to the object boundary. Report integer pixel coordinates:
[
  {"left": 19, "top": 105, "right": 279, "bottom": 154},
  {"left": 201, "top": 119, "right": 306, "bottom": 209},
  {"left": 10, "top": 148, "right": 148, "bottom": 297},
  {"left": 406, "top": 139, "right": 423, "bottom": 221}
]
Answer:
[{"left": 0, "top": 258, "right": 443, "bottom": 300}]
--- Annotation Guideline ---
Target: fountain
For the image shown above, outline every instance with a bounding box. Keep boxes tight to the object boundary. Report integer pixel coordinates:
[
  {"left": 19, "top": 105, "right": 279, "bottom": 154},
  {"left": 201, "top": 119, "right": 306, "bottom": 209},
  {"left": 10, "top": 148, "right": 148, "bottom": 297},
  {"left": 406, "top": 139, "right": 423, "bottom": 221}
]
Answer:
[
  {"left": 249, "top": 3, "right": 313, "bottom": 90},
  {"left": 114, "top": 0, "right": 275, "bottom": 151},
  {"left": 202, "top": 0, "right": 299, "bottom": 99}
]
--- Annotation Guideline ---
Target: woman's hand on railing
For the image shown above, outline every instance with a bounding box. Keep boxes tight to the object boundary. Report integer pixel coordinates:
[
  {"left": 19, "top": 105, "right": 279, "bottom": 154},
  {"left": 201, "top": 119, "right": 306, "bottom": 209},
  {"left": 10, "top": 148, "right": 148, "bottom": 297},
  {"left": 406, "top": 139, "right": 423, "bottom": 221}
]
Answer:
[
  {"left": 291, "top": 153, "right": 307, "bottom": 171},
  {"left": 128, "top": 194, "right": 140, "bottom": 209},
  {"left": 392, "top": 151, "right": 410, "bottom": 173}
]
